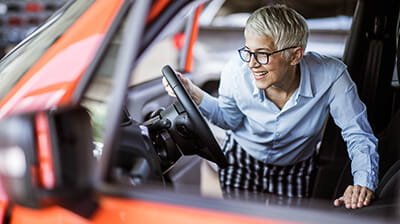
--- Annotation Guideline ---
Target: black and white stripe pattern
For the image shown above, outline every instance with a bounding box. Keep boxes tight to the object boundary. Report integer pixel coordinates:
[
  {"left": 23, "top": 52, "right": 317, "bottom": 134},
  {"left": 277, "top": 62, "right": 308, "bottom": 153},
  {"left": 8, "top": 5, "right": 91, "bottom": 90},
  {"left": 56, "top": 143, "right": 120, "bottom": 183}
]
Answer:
[{"left": 218, "top": 133, "right": 316, "bottom": 198}]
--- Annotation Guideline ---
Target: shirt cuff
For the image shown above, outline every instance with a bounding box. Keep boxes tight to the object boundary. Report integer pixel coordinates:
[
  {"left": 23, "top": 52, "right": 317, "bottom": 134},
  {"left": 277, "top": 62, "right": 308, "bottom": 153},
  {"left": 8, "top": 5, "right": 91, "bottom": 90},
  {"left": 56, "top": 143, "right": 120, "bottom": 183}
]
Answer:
[
  {"left": 353, "top": 170, "right": 378, "bottom": 191},
  {"left": 198, "top": 92, "right": 218, "bottom": 117}
]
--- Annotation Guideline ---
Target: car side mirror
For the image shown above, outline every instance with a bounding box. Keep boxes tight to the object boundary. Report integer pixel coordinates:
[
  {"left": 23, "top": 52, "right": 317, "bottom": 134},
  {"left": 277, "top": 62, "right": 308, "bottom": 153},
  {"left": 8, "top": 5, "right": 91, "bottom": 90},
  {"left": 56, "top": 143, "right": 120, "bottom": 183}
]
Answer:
[{"left": 0, "top": 106, "right": 95, "bottom": 209}]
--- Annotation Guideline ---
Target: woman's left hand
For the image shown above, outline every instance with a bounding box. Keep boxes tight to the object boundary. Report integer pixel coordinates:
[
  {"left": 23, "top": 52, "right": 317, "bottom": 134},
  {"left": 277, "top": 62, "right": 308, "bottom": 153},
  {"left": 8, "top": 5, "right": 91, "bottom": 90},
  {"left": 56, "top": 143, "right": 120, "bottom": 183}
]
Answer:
[{"left": 333, "top": 185, "right": 374, "bottom": 209}]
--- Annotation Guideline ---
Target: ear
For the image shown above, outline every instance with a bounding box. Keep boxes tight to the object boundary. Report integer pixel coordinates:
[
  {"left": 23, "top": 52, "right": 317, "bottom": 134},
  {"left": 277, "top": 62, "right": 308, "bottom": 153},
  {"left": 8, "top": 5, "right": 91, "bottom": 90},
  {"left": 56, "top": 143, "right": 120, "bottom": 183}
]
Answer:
[{"left": 290, "top": 47, "right": 304, "bottom": 65}]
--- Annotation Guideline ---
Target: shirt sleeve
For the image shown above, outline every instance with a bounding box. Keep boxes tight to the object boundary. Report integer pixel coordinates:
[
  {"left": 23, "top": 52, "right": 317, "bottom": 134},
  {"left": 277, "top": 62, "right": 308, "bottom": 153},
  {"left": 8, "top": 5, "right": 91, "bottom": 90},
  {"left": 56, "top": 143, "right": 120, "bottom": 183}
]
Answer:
[
  {"left": 328, "top": 68, "right": 379, "bottom": 191},
  {"left": 199, "top": 59, "right": 245, "bottom": 130}
]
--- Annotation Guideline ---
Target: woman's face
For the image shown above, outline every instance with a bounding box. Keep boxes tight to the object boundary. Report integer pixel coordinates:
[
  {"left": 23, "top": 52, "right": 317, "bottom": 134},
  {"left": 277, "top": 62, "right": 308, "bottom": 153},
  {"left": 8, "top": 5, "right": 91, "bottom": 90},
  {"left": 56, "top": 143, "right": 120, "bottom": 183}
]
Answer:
[{"left": 243, "top": 31, "right": 294, "bottom": 90}]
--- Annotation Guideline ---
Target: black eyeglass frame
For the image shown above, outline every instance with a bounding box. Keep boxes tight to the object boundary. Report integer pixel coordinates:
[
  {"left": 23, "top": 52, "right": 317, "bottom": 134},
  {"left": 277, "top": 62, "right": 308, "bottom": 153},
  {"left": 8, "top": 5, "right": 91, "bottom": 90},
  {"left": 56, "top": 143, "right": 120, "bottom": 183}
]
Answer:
[{"left": 237, "top": 46, "right": 297, "bottom": 65}]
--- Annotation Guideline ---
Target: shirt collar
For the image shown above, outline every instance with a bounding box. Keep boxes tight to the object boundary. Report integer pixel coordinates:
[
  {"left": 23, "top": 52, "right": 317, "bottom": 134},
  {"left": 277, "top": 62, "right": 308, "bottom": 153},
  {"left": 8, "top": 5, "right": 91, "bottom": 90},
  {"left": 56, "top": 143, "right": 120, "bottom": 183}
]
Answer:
[
  {"left": 252, "top": 80, "right": 260, "bottom": 96},
  {"left": 251, "top": 77, "right": 265, "bottom": 101},
  {"left": 298, "top": 58, "right": 314, "bottom": 98}
]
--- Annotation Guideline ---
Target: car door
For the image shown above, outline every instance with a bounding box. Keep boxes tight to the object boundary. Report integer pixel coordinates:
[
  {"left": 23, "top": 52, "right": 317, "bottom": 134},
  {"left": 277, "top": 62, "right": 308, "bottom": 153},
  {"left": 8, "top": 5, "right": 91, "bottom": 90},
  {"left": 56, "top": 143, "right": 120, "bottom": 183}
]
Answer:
[{"left": 125, "top": 2, "right": 203, "bottom": 123}]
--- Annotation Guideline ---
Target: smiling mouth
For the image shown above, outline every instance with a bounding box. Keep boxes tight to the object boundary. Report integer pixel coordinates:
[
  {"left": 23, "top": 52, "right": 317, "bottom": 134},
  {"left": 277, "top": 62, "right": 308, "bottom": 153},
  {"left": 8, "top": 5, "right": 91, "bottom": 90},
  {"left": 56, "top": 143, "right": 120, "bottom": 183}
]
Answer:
[{"left": 253, "top": 71, "right": 268, "bottom": 80}]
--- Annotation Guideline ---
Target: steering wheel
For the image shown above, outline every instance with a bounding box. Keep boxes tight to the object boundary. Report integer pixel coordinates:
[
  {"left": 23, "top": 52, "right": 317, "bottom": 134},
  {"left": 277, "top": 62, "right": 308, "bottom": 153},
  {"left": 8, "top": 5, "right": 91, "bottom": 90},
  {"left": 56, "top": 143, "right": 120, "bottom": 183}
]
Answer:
[{"left": 162, "top": 65, "right": 228, "bottom": 168}]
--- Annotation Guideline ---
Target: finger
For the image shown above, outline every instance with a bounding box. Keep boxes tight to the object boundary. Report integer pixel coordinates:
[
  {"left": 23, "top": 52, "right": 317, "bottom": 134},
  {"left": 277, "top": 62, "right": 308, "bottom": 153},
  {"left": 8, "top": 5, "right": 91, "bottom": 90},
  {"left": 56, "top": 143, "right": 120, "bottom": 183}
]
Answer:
[
  {"left": 351, "top": 185, "right": 361, "bottom": 209},
  {"left": 162, "top": 77, "right": 177, "bottom": 97},
  {"left": 356, "top": 187, "right": 366, "bottom": 208},
  {"left": 175, "top": 73, "right": 191, "bottom": 90},
  {"left": 334, "top": 185, "right": 353, "bottom": 208},
  {"left": 363, "top": 189, "right": 374, "bottom": 206},
  {"left": 164, "top": 85, "right": 175, "bottom": 97},
  {"left": 333, "top": 196, "right": 344, "bottom": 207},
  {"left": 343, "top": 186, "right": 353, "bottom": 209},
  {"left": 162, "top": 77, "right": 169, "bottom": 87},
  {"left": 166, "top": 88, "right": 176, "bottom": 97},
  {"left": 176, "top": 72, "right": 185, "bottom": 82}
]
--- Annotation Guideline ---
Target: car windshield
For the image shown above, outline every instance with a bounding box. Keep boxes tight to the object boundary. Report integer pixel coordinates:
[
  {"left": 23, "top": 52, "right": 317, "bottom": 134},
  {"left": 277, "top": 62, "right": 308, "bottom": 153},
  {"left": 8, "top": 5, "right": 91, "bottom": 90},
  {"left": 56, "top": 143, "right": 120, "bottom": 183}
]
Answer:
[{"left": 0, "top": 0, "right": 95, "bottom": 102}]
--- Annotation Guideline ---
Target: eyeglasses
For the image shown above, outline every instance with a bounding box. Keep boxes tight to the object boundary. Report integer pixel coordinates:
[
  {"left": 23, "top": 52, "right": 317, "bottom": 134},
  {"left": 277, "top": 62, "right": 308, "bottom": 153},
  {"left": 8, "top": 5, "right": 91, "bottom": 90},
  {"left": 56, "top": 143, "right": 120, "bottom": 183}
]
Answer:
[{"left": 237, "top": 46, "right": 297, "bottom": 65}]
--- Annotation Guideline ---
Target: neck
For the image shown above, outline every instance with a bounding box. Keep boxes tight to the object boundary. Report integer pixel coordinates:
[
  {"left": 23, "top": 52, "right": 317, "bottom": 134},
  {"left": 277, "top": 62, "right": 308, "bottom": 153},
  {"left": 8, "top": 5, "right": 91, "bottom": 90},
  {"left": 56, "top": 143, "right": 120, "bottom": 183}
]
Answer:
[{"left": 270, "top": 65, "right": 300, "bottom": 97}]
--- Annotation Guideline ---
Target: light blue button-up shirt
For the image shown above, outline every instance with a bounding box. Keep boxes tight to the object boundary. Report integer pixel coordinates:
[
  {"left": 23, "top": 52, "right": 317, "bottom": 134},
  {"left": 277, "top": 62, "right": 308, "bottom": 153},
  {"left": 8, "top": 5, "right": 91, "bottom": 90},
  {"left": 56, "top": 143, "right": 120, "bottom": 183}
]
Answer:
[{"left": 199, "top": 51, "right": 379, "bottom": 190}]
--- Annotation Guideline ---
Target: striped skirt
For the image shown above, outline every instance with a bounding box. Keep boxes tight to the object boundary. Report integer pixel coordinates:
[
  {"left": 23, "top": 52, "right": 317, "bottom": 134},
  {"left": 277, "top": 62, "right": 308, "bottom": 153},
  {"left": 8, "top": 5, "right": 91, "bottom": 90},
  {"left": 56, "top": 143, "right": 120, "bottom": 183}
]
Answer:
[{"left": 218, "top": 134, "right": 317, "bottom": 198}]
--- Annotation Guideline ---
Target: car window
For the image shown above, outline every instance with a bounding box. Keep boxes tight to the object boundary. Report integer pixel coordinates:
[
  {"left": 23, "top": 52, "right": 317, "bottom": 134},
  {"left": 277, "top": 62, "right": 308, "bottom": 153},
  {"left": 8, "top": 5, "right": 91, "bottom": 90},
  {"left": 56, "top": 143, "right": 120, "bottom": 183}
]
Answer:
[
  {"left": 81, "top": 24, "right": 120, "bottom": 143},
  {"left": 0, "top": 1, "right": 95, "bottom": 102},
  {"left": 81, "top": 7, "right": 187, "bottom": 146},
  {"left": 129, "top": 37, "right": 179, "bottom": 86}
]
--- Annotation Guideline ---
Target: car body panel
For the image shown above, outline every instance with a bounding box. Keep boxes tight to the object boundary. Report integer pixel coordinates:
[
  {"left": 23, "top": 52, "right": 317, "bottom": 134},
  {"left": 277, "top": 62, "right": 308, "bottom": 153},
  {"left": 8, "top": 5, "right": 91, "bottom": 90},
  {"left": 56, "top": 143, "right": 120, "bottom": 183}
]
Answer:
[
  {"left": 147, "top": 0, "right": 173, "bottom": 23},
  {"left": 10, "top": 205, "right": 90, "bottom": 224},
  {"left": 8, "top": 196, "right": 299, "bottom": 224},
  {"left": 92, "top": 197, "right": 298, "bottom": 224},
  {"left": 180, "top": 4, "right": 203, "bottom": 73},
  {"left": 0, "top": 201, "right": 6, "bottom": 224}
]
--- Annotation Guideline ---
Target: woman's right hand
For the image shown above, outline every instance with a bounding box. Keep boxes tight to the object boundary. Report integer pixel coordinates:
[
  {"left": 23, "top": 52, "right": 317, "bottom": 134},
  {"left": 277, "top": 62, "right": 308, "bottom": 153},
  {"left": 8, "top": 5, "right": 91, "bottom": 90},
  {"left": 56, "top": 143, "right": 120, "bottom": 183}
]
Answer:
[{"left": 162, "top": 72, "right": 204, "bottom": 105}]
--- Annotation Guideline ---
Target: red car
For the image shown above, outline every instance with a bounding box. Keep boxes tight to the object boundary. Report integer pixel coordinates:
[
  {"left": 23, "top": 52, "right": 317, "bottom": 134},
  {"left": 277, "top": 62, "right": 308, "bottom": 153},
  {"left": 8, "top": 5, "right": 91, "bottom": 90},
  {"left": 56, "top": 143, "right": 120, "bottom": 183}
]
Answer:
[{"left": 0, "top": 0, "right": 399, "bottom": 223}]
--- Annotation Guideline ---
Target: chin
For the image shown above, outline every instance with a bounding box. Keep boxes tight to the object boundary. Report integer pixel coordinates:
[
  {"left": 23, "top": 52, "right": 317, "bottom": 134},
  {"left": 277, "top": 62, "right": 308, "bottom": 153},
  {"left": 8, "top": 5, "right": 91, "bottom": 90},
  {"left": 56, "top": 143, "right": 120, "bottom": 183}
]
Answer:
[{"left": 255, "top": 81, "right": 269, "bottom": 90}]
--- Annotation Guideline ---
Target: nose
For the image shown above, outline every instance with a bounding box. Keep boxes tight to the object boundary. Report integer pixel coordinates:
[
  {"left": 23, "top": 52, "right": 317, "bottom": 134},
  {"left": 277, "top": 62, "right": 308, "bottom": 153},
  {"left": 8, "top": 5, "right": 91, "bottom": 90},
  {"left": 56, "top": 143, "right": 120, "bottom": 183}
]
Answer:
[{"left": 248, "top": 54, "right": 260, "bottom": 68}]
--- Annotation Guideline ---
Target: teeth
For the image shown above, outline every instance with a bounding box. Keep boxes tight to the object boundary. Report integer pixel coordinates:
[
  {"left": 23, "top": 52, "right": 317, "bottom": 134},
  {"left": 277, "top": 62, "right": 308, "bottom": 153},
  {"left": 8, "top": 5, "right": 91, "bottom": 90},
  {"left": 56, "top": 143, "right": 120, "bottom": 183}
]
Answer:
[{"left": 254, "top": 72, "right": 267, "bottom": 76}]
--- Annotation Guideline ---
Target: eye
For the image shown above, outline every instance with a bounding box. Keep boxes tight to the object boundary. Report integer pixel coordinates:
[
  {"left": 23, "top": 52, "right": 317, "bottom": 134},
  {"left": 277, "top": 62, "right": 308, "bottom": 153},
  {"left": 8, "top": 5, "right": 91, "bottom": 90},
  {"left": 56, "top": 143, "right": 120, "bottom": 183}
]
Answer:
[{"left": 256, "top": 52, "right": 269, "bottom": 59}]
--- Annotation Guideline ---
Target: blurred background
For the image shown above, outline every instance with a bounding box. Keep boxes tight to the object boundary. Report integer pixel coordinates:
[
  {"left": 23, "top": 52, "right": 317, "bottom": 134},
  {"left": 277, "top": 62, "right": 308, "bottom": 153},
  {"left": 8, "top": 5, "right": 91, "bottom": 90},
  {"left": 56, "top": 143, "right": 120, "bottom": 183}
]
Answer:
[
  {"left": 0, "top": 0, "right": 67, "bottom": 57},
  {"left": 0, "top": 0, "right": 357, "bottom": 58},
  {"left": 193, "top": 0, "right": 357, "bottom": 90}
]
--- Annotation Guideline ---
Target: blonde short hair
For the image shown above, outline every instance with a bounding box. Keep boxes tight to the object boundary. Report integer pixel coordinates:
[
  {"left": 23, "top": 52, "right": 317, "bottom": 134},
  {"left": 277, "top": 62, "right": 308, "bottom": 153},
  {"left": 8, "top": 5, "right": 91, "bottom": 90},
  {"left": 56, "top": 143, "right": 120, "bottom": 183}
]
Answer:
[{"left": 245, "top": 4, "right": 309, "bottom": 56}]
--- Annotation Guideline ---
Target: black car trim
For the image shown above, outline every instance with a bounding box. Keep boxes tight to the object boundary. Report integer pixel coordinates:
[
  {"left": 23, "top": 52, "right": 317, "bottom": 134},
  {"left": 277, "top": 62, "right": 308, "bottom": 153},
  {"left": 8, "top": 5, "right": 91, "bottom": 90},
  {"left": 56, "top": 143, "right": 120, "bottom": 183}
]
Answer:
[
  {"left": 97, "top": 0, "right": 152, "bottom": 184},
  {"left": 137, "top": 0, "right": 207, "bottom": 64}
]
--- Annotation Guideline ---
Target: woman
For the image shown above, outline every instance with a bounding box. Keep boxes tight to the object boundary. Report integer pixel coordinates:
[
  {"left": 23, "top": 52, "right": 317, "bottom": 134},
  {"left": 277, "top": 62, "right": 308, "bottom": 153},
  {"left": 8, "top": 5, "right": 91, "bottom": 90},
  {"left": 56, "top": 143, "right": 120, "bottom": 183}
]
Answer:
[{"left": 164, "top": 4, "right": 378, "bottom": 209}]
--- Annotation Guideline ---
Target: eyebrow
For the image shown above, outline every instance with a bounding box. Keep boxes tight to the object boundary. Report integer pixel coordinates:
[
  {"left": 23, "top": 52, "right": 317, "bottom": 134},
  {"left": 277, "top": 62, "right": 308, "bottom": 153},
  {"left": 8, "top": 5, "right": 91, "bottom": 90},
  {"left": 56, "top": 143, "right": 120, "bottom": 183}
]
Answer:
[{"left": 244, "top": 46, "right": 273, "bottom": 52}]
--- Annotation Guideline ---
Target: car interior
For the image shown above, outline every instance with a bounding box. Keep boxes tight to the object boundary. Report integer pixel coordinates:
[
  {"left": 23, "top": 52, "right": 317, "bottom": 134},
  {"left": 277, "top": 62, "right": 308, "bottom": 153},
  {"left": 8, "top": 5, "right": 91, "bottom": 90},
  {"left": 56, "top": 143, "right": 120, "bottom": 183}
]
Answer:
[
  {"left": 310, "top": 0, "right": 400, "bottom": 217},
  {"left": 128, "top": 0, "right": 400, "bottom": 219},
  {"left": 94, "top": 0, "right": 400, "bottom": 218}
]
